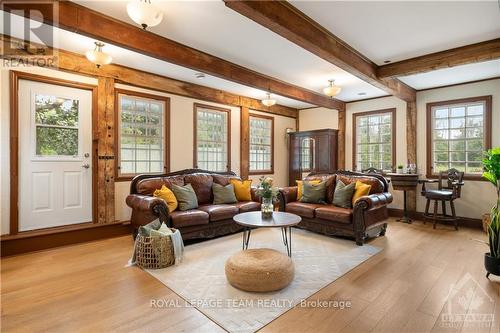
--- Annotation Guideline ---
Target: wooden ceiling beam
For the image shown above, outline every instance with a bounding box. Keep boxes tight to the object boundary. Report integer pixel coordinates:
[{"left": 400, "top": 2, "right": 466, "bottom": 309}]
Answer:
[
  {"left": 224, "top": 0, "right": 416, "bottom": 102},
  {"left": 1, "top": 34, "right": 298, "bottom": 118},
  {"left": 1, "top": 1, "right": 344, "bottom": 110},
  {"left": 377, "top": 39, "right": 500, "bottom": 78}
]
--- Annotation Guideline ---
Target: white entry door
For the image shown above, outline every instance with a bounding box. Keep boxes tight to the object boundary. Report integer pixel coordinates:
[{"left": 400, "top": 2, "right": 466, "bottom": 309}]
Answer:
[{"left": 18, "top": 79, "right": 93, "bottom": 231}]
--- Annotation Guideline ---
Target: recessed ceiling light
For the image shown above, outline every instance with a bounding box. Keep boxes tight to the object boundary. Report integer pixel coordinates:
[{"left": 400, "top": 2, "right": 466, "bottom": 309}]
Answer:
[
  {"left": 194, "top": 72, "right": 205, "bottom": 79},
  {"left": 358, "top": 92, "right": 367, "bottom": 96},
  {"left": 383, "top": 60, "right": 391, "bottom": 64}
]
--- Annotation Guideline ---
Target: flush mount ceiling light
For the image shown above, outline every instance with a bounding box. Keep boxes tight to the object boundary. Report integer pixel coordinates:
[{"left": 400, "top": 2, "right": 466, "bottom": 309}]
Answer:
[
  {"left": 85, "top": 42, "right": 112, "bottom": 68},
  {"left": 261, "top": 92, "right": 276, "bottom": 107},
  {"left": 323, "top": 79, "right": 341, "bottom": 98},
  {"left": 127, "top": 0, "right": 163, "bottom": 30}
]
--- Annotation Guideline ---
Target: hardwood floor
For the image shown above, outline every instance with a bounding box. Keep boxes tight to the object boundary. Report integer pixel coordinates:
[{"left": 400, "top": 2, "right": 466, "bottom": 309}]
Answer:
[{"left": 1, "top": 218, "right": 499, "bottom": 333}]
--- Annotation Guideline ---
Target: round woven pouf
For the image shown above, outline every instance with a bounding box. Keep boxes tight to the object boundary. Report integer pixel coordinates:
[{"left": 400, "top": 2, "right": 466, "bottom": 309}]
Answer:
[{"left": 225, "top": 248, "right": 294, "bottom": 292}]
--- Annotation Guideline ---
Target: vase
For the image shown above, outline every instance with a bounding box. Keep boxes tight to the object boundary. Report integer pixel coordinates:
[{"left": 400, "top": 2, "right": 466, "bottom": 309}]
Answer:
[
  {"left": 261, "top": 197, "right": 273, "bottom": 218},
  {"left": 484, "top": 253, "right": 500, "bottom": 278}
]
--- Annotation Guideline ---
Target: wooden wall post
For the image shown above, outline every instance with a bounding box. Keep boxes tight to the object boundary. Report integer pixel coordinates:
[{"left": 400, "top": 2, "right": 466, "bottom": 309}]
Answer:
[
  {"left": 97, "top": 77, "right": 115, "bottom": 223},
  {"left": 240, "top": 106, "right": 250, "bottom": 180},
  {"left": 338, "top": 110, "right": 346, "bottom": 170},
  {"left": 406, "top": 100, "right": 417, "bottom": 211}
]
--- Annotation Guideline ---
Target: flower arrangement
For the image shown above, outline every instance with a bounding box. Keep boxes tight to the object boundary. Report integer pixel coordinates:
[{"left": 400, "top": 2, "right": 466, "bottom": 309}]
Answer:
[{"left": 256, "top": 176, "right": 279, "bottom": 218}]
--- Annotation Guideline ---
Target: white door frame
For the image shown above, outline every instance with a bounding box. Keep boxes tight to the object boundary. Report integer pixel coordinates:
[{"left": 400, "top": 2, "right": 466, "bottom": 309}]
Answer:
[{"left": 9, "top": 71, "right": 97, "bottom": 234}]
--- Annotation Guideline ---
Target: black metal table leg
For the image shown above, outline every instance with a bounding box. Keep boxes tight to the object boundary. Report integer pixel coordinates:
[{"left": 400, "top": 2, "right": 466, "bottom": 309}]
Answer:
[
  {"left": 242, "top": 227, "right": 251, "bottom": 250},
  {"left": 287, "top": 227, "right": 292, "bottom": 257},
  {"left": 281, "top": 227, "right": 288, "bottom": 246},
  {"left": 397, "top": 190, "right": 412, "bottom": 224}
]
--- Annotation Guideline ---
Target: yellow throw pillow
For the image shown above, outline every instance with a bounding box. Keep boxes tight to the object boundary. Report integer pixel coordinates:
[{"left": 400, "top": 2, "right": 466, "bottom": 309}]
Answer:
[
  {"left": 352, "top": 181, "right": 371, "bottom": 205},
  {"left": 296, "top": 180, "right": 321, "bottom": 201},
  {"left": 153, "top": 185, "right": 178, "bottom": 213},
  {"left": 230, "top": 179, "right": 252, "bottom": 201}
]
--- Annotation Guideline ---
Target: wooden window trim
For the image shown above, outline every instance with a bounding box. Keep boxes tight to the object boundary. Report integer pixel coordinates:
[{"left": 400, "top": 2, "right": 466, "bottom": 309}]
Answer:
[
  {"left": 193, "top": 103, "right": 231, "bottom": 172},
  {"left": 426, "top": 95, "right": 492, "bottom": 181},
  {"left": 114, "top": 88, "right": 170, "bottom": 182},
  {"left": 352, "top": 108, "right": 396, "bottom": 172},
  {"left": 248, "top": 113, "right": 275, "bottom": 175}
]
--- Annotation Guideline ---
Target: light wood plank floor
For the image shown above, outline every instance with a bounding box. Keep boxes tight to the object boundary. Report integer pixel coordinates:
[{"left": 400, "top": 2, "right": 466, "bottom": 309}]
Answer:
[{"left": 2, "top": 219, "right": 499, "bottom": 333}]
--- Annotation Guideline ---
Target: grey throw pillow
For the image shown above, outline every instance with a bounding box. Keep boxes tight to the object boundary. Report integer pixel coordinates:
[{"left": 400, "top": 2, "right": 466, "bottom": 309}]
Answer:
[
  {"left": 171, "top": 183, "right": 199, "bottom": 211},
  {"left": 332, "top": 180, "right": 356, "bottom": 208},
  {"left": 212, "top": 183, "right": 237, "bottom": 204},
  {"left": 300, "top": 181, "right": 327, "bottom": 204}
]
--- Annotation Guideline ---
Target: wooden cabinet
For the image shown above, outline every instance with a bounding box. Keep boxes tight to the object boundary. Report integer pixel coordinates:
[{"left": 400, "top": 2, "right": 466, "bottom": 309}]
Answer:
[{"left": 287, "top": 129, "right": 338, "bottom": 186}]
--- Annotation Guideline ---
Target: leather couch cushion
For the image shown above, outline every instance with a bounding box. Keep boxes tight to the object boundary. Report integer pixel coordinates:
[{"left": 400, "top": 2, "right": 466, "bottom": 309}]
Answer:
[
  {"left": 231, "top": 201, "right": 261, "bottom": 213},
  {"left": 424, "top": 189, "right": 453, "bottom": 200},
  {"left": 212, "top": 175, "right": 240, "bottom": 186},
  {"left": 169, "top": 209, "right": 209, "bottom": 228},
  {"left": 185, "top": 174, "right": 214, "bottom": 205},
  {"left": 285, "top": 202, "right": 325, "bottom": 218},
  {"left": 136, "top": 175, "right": 184, "bottom": 196},
  {"left": 315, "top": 206, "right": 353, "bottom": 224},
  {"left": 198, "top": 204, "right": 239, "bottom": 222},
  {"left": 337, "top": 174, "right": 384, "bottom": 194}
]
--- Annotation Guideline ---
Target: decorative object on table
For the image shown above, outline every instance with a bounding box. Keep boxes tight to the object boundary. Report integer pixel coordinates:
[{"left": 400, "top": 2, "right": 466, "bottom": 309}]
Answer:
[
  {"left": 396, "top": 164, "right": 404, "bottom": 174},
  {"left": 482, "top": 147, "right": 500, "bottom": 279},
  {"left": 483, "top": 213, "right": 491, "bottom": 233},
  {"left": 256, "top": 176, "right": 279, "bottom": 218},
  {"left": 387, "top": 173, "right": 419, "bottom": 223},
  {"left": 419, "top": 169, "right": 464, "bottom": 230},
  {"left": 225, "top": 248, "right": 294, "bottom": 292},
  {"left": 130, "top": 219, "right": 184, "bottom": 269},
  {"left": 233, "top": 211, "right": 301, "bottom": 257}
]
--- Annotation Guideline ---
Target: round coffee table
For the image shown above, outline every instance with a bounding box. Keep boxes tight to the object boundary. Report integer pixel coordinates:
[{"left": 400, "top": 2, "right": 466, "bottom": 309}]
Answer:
[{"left": 233, "top": 211, "right": 301, "bottom": 257}]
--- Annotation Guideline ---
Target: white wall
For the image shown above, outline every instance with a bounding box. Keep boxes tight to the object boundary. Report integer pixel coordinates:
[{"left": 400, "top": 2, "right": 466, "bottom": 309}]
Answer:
[
  {"left": 299, "top": 107, "right": 338, "bottom": 131},
  {"left": 0, "top": 68, "right": 296, "bottom": 230},
  {"left": 346, "top": 96, "right": 408, "bottom": 210},
  {"left": 416, "top": 79, "right": 500, "bottom": 219}
]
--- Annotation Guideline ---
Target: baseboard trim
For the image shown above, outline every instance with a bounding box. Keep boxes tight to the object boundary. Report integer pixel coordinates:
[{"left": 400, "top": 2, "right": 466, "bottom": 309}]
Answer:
[
  {"left": 387, "top": 208, "right": 482, "bottom": 229},
  {"left": 1, "top": 221, "right": 132, "bottom": 257}
]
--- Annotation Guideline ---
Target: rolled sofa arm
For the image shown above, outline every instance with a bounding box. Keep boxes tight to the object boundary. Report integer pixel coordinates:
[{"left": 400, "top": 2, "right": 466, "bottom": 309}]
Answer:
[
  {"left": 278, "top": 186, "right": 298, "bottom": 211},
  {"left": 354, "top": 192, "right": 393, "bottom": 210},
  {"left": 126, "top": 194, "right": 170, "bottom": 227},
  {"left": 126, "top": 194, "right": 166, "bottom": 212}
]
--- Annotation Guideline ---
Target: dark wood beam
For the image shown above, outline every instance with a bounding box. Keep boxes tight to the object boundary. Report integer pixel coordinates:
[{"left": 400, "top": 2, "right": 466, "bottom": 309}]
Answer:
[
  {"left": 224, "top": 0, "right": 416, "bottom": 102},
  {"left": 378, "top": 39, "right": 500, "bottom": 78},
  {"left": 1, "top": 34, "right": 299, "bottom": 118},
  {"left": 1, "top": 1, "right": 344, "bottom": 110}
]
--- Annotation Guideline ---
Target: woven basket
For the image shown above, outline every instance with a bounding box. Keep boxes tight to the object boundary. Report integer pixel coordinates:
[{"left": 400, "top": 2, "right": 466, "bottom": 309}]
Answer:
[{"left": 135, "top": 229, "right": 176, "bottom": 269}]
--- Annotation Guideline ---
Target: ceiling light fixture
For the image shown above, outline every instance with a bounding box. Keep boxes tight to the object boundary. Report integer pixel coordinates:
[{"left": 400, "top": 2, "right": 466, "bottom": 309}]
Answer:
[
  {"left": 127, "top": 0, "right": 163, "bottom": 30},
  {"left": 261, "top": 92, "right": 276, "bottom": 107},
  {"left": 85, "top": 42, "right": 112, "bottom": 68},
  {"left": 323, "top": 79, "right": 341, "bottom": 98}
]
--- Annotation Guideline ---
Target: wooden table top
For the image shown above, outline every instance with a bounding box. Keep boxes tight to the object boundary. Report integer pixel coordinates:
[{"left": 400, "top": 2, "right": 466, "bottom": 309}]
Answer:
[{"left": 233, "top": 211, "right": 301, "bottom": 228}]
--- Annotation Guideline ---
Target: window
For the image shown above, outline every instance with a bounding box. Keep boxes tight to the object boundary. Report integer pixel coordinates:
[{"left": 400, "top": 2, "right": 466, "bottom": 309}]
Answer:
[
  {"left": 34, "top": 94, "right": 80, "bottom": 157},
  {"left": 300, "top": 138, "right": 313, "bottom": 172},
  {"left": 427, "top": 96, "right": 491, "bottom": 178},
  {"left": 353, "top": 109, "right": 395, "bottom": 172},
  {"left": 249, "top": 113, "right": 274, "bottom": 174},
  {"left": 116, "top": 89, "right": 170, "bottom": 180},
  {"left": 194, "top": 103, "right": 230, "bottom": 172}
]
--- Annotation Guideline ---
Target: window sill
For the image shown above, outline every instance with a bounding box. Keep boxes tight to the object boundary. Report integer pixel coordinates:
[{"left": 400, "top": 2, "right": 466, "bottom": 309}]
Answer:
[{"left": 248, "top": 170, "right": 274, "bottom": 176}]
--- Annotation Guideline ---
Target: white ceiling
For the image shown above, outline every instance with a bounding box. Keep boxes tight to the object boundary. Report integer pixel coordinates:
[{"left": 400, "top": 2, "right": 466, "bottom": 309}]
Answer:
[
  {"left": 3, "top": 1, "right": 500, "bottom": 107},
  {"left": 292, "top": 0, "right": 500, "bottom": 65},
  {"left": 399, "top": 59, "right": 500, "bottom": 90}
]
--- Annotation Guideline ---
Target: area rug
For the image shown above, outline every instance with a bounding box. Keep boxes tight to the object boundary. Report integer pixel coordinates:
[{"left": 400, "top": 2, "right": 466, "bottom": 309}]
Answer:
[{"left": 146, "top": 228, "right": 381, "bottom": 333}]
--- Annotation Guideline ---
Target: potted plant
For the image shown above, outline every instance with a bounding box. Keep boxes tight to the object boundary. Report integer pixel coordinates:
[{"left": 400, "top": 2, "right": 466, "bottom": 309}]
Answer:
[
  {"left": 397, "top": 164, "right": 404, "bottom": 174},
  {"left": 256, "top": 176, "right": 279, "bottom": 218},
  {"left": 483, "top": 147, "right": 500, "bottom": 278}
]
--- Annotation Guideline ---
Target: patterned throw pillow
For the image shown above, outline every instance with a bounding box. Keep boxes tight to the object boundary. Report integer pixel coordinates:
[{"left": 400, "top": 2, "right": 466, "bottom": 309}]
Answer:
[
  {"left": 332, "top": 180, "right": 356, "bottom": 208},
  {"left": 300, "top": 181, "right": 327, "bottom": 204}
]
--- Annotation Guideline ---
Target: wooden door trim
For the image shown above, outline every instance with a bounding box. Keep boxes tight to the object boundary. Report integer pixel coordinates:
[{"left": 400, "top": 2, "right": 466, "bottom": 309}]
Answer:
[{"left": 9, "top": 71, "right": 98, "bottom": 235}]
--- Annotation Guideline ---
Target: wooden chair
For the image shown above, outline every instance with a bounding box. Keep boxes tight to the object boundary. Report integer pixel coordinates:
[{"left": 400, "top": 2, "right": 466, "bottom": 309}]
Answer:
[{"left": 419, "top": 168, "right": 464, "bottom": 230}]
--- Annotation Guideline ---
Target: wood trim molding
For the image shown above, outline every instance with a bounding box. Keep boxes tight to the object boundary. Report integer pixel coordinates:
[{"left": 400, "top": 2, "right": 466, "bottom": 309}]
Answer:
[
  {"left": 248, "top": 113, "right": 275, "bottom": 175},
  {"left": 425, "top": 95, "right": 492, "bottom": 181},
  {"left": 406, "top": 100, "right": 417, "bottom": 211},
  {"left": 193, "top": 103, "right": 232, "bottom": 172},
  {"left": 1, "top": 3, "right": 342, "bottom": 110},
  {"left": 378, "top": 39, "right": 500, "bottom": 78},
  {"left": 224, "top": 0, "right": 416, "bottom": 102},
  {"left": 337, "top": 111, "right": 346, "bottom": 169},
  {"left": 113, "top": 88, "right": 171, "bottom": 182},
  {"left": 9, "top": 70, "right": 98, "bottom": 235},
  {"left": 0, "top": 34, "right": 298, "bottom": 118},
  {"left": 0, "top": 221, "right": 131, "bottom": 257},
  {"left": 351, "top": 108, "right": 396, "bottom": 171},
  {"left": 240, "top": 106, "right": 250, "bottom": 180}
]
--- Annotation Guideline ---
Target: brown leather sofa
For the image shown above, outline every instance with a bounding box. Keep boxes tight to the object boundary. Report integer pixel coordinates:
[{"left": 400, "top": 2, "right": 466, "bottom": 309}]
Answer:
[
  {"left": 279, "top": 171, "right": 392, "bottom": 245},
  {"left": 126, "top": 169, "right": 261, "bottom": 240}
]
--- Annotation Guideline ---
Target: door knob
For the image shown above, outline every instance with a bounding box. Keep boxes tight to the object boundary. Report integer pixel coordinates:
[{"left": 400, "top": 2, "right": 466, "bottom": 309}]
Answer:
[{"left": 82, "top": 163, "right": 90, "bottom": 169}]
